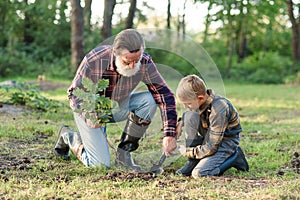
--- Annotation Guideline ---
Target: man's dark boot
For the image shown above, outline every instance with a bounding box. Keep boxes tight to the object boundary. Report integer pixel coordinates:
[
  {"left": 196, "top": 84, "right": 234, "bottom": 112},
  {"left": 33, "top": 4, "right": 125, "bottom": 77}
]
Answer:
[
  {"left": 176, "top": 136, "right": 203, "bottom": 176},
  {"left": 116, "top": 112, "right": 150, "bottom": 172},
  {"left": 116, "top": 136, "right": 142, "bottom": 172},
  {"left": 54, "top": 125, "right": 83, "bottom": 161},
  {"left": 218, "top": 146, "right": 249, "bottom": 175}
]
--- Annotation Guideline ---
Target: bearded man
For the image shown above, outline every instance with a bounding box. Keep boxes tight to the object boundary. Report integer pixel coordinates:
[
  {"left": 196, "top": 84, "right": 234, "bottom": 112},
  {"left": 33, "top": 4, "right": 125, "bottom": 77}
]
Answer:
[{"left": 54, "top": 29, "right": 178, "bottom": 171}]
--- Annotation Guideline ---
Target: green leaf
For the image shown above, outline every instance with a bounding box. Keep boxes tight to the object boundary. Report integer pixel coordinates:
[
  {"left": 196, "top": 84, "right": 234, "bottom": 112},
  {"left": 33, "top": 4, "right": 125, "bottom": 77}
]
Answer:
[
  {"left": 73, "top": 78, "right": 112, "bottom": 125},
  {"left": 72, "top": 88, "right": 87, "bottom": 99},
  {"left": 81, "top": 78, "right": 95, "bottom": 92},
  {"left": 97, "top": 79, "right": 109, "bottom": 92}
]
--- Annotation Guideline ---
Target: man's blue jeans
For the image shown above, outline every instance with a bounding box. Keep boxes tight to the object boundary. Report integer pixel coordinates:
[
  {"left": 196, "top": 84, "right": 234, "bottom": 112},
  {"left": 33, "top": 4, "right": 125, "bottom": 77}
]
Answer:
[{"left": 73, "top": 91, "right": 157, "bottom": 167}]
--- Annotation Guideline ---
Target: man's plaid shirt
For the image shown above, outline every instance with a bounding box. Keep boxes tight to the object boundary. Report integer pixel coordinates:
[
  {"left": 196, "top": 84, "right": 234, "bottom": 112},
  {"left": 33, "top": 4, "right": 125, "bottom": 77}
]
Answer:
[{"left": 68, "top": 45, "right": 177, "bottom": 137}]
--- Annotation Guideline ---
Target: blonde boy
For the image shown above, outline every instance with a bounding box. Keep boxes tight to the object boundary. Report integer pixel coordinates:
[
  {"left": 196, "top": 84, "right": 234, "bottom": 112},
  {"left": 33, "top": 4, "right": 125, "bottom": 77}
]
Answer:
[{"left": 176, "top": 74, "right": 249, "bottom": 178}]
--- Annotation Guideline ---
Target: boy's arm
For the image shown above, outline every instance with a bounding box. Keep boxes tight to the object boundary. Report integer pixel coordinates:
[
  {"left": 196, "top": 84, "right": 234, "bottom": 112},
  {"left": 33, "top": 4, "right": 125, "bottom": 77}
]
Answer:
[
  {"left": 182, "top": 132, "right": 224, "bottom": 159},
  {"left": 175, "top": 117, "right": 183, "bottom": 139},
  {"left": 182, "top": 101, "right": 229, "bottom": 159}
]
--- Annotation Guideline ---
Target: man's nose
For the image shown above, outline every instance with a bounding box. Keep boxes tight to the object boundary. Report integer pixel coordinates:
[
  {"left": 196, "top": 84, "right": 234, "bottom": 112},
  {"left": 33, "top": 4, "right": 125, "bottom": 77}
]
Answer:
[{"left": 128, "top": 62, "right": 135, "bottom": 69}]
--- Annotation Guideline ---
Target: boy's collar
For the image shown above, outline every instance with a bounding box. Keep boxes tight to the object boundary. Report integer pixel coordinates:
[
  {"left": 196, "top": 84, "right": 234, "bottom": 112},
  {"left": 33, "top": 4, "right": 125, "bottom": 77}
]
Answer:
[{"left": 198, "top": 95, "right": 213, "bottom": 114}]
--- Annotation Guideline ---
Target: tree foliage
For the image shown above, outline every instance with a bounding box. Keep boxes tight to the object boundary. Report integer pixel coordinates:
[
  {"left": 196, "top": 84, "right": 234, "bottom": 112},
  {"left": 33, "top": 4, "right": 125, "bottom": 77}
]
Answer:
[{"left": 0, "top": 0, "right": 299, "bottom": 84}]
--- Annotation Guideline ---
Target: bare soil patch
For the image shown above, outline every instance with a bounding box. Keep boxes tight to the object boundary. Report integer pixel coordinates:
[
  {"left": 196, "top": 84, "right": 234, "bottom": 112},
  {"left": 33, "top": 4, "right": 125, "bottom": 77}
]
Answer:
[
  {"left": 35, "top": 80, "right": 68, "bottom": 91},
  {"left": 0, "top": 134, "right": 52, "bottom": 172},
  {"left": 0, "top": 103, "right": 30, "bottom": 115},
  {"left": 277, "top": 152, "right": 300, "bottom": 175}
]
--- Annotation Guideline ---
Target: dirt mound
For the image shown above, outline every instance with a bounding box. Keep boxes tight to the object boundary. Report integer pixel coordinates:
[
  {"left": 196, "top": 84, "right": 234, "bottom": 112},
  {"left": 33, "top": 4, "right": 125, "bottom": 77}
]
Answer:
[
  {"left": 36, "top": 81, "right": 68, "bottom": 91},
  {"left": 0, "top": 103, "right": 30, "bottom": 115},
  {"left": 0, "top": 80, "right": 68, "bottom": 92},
  {"left": 277, "top": 152, "right": 300, "bottom": 175},
  {"left": 100, "top": 171, "right": 157, "bottom": 181}
]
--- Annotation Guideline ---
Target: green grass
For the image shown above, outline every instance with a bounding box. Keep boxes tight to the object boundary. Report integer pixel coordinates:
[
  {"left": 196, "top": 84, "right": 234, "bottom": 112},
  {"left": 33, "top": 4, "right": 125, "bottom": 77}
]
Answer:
[{"left": 0, "top": 80, "right": 300, "bottom": 199}]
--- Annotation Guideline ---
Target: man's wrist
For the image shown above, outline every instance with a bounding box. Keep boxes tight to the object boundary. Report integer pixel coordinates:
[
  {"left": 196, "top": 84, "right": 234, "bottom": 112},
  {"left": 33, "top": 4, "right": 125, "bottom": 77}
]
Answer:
[
  {"left": 163, "top": 133, "right": 176, "bottom": 137},
  {"left": 163, "top": 127, "right": 177, "bottom": 137}
]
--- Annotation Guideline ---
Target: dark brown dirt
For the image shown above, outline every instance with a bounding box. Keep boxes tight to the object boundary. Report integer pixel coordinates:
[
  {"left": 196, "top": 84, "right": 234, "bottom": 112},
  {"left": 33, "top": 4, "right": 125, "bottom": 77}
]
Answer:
[
  {"left": 0, "top": 103, "right": 30, "bottom": 115},
  {"left": 0, "top": 133, "right": 52, "bottom": 172},
  {"left": 99, "top": 171, "right": 157, "bottom": 181},
  {"left": 277, "top": 152, "right": 300, "bottom": 175},
  {"left": 35, "top": 80, "right": 68, "bottom": 91}
]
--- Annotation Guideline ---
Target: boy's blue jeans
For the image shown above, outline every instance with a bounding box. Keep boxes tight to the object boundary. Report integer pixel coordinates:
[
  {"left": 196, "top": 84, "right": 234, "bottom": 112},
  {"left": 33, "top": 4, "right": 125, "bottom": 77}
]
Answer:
[
  {"left": 183, "top": 111, "right": 240, "bottom": 177},
  {"left": 74, "top": 91, "right": 157, "bottom": 167}
]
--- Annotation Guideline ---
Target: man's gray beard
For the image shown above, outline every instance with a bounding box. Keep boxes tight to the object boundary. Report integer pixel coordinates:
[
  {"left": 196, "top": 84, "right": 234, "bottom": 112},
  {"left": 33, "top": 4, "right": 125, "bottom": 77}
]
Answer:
[{"left": 115, "top": 58, "right": 141, "bottom": 77}]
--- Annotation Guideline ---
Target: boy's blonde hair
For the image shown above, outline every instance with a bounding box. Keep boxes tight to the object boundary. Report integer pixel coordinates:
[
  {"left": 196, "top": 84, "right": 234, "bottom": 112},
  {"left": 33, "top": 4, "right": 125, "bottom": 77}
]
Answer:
[{"left": 176, "top": 74, "right": 207, "bottom": 101}]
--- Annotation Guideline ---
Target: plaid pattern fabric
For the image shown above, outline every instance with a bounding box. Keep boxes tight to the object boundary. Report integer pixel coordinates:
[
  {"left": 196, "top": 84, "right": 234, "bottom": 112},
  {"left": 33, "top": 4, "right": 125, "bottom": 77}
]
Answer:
[
  {"left": 194, "top": 90, "right": 242, "bottom": 159},
  {"left": 68, "top": 45, "right": 177, "bottom": 137}
]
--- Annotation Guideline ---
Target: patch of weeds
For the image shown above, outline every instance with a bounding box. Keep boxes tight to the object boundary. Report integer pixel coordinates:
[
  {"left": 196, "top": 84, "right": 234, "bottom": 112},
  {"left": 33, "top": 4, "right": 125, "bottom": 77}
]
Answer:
[{"left": 0, "top": 81, "right": 63, "bottom": 112}]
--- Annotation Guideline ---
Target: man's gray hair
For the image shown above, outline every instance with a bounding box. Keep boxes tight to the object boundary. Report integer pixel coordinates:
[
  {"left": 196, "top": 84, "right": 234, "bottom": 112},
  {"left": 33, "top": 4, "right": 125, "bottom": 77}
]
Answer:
[{"left": 113, "top": 29, "right": 145, "bottom": 55}]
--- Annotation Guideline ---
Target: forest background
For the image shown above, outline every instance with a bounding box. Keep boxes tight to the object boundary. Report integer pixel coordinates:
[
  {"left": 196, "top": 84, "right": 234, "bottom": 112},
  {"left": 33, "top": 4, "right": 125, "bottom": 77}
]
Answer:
[{"left": 1, "top": 0, "right": 300, "bottom": 85}]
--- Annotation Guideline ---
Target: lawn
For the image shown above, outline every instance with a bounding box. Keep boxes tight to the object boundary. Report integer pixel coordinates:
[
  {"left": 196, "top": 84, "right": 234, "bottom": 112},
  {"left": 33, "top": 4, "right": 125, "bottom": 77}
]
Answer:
[{"left": 0, "top": 80, "right": 299, "bottom": 199}]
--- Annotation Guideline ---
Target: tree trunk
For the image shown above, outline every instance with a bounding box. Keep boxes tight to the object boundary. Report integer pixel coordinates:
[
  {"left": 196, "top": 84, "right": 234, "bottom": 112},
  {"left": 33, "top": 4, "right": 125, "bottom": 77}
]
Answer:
[
  {"left": 202, "top": 1, "right": 212, "bottom": 44},
  {"left": 71, "top": 0, "right": 85, "bottom": 69},
  {"left": 23, "top": 0, "right": 34, "bottom": 45},
  {"left": 125, "top": 0, "right": 137, "bottom": 29},
  {"left": 182, "top": 1, "right": 186, "bottom": 40},
  {"left": 226, "top": 15, "right": 234, "bottom": 77},
  {"left": 84, "top": 0, "right": 92, "bottom": 31},
  {"left": 177, "top": 0, "right": 186, "bottom": 40},
  {"left": 167, "top": 0, "right": 171, "bottom": 29},
  {"left": 101, "top": 0, "right": 116, "bottom": 39},
  {"left": 286, "top": 0, "right": 300, "bottom": 63},
  {"left": 0, "top": 1, "right": 8, "bottom": 46},
  {"left": 236, "top": 2, "right": 247, "bottom": 63}
]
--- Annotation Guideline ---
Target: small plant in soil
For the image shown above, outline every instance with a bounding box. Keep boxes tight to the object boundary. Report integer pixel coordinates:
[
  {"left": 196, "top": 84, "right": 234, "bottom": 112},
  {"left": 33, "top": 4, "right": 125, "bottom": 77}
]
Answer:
[{"left": 72, "top": 78, "right": 112, "bottom": 126}]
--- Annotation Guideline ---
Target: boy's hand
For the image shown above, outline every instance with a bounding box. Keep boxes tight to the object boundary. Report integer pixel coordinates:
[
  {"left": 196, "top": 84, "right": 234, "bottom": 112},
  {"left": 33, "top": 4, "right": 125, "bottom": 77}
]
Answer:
[
  {"left": 178, "top": 145, "right": 186, "bottom": 154},
  {"left": 176, "top": 120, "right": 184, "bottom": 139},
  {"left": 181, "top": 146, "right": 196, "bottom": 159}
]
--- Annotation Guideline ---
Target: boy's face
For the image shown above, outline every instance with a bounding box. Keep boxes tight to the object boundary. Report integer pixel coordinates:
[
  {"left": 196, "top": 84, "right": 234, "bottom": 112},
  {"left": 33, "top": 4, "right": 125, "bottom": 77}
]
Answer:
[{"left": 179, "top": 97, "right": 201, "bottom": 111}]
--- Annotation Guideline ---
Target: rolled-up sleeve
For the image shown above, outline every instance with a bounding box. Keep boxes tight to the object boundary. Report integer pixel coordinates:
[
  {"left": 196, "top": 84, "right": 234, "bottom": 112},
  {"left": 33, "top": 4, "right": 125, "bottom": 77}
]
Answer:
[
  {"left": 68, "top": 46, "right": 111, "bottom": 110},
  {"left": 67, "top": 57, "right": 91, "bottom": 110},
  {"left": 194, "top": 100, "right": 229, "bottom": 159}
]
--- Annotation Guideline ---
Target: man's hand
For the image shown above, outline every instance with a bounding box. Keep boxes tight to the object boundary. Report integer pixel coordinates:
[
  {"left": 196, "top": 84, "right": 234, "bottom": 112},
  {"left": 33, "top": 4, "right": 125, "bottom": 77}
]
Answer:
[
  {"left": 85, "top": 112, "right": 101, "bottom": 128},
  {"left": 162, "top": 136, "right": 177, "bottom": 157}
]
